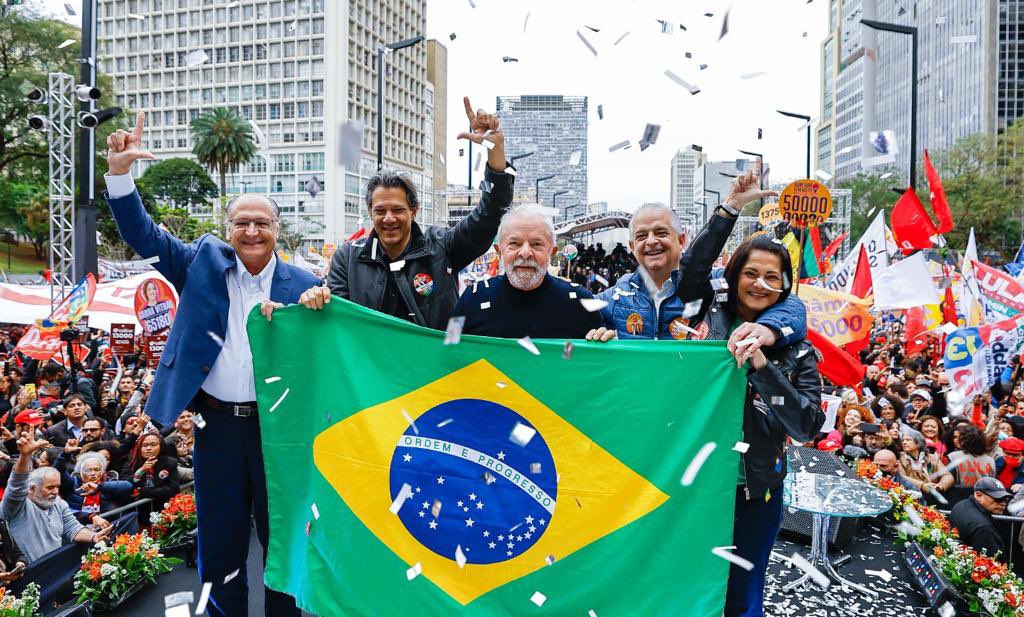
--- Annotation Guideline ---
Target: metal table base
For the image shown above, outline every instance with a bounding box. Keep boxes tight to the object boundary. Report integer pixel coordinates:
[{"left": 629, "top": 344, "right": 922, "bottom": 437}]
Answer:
[{"left": 782, "top": 512, "right": 877, "bottom": 596}]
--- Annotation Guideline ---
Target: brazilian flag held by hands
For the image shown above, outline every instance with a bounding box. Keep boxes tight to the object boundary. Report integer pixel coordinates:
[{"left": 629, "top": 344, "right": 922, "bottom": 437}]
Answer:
[{"left": 248, "top": 298, "right": 746, "bottom": 616}]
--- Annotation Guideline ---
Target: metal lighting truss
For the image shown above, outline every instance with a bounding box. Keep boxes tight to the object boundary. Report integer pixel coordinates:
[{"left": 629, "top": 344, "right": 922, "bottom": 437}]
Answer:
[{"left": 47, "top": 72, "right": 76, "bottom": 303}]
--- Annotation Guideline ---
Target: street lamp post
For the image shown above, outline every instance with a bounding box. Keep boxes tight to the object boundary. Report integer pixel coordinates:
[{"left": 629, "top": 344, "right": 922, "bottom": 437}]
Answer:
[
  {"left": 551, "top": 190, "right": 570, "bottom": 212},
  {"left": 376, "top": 35, "right": 425, "bottom": 170},
  {"left": 861, "top": 19, "right": 918, "bottom": 187},
  {"left": 509, "top": 150, "right": 535, "bottom": 168},
  {"left": 535, "top": 174, "right": 557, "bottom": 204},
  {"left": 777, "top": 110, "right": 812, "bottom": 179}
]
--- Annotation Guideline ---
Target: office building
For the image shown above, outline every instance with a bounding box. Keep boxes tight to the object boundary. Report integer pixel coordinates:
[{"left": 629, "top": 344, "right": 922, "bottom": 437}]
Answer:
[
  {"left": 817, "top": 0, "right": 1020, "bottom": 184},
  {"left": 496, "top": 95, "right": 588, "bottom": 219},
  {"left": 424, "top": 39, "right": 447, "bottom": 227},
  {"left": 97, "top": 0, "right": 433, "bottom": 247},
  {"left": 670, "top": 148, "right": 704, "bottom": 231}
]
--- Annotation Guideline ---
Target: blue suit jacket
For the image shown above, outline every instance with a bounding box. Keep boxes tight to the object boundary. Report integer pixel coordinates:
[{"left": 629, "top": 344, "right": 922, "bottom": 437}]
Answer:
[{"left": 104, "top": 189, "right": 319, "bottom": 426}]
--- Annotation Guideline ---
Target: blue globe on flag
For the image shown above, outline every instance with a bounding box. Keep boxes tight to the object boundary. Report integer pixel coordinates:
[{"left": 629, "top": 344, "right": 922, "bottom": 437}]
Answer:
[{"left": 388, "top": 399, "right": 558, "bottom": 565}]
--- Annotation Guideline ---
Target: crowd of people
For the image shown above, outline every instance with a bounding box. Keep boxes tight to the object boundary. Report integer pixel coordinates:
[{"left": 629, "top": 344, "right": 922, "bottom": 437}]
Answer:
[
  {"left": 0, "top": 327, "right": 193, "bottom": 605},
  {"left": 567, "top": 242, "right": 638, "bottom": 294}
]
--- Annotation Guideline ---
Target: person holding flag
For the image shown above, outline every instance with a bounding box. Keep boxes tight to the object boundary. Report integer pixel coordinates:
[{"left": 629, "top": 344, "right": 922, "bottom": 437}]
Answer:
[{"left": 102, "top": 113, "right": 318, "bottom": 617}]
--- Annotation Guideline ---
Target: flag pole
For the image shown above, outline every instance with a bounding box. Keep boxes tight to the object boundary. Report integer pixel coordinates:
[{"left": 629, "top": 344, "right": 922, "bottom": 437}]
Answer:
[{"left": 794, "top": 225, "right": 805, "bottom": 294}]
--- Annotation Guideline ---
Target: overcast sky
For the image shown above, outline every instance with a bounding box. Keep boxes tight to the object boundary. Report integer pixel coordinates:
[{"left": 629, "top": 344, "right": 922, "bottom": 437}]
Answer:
[
  {"left": 39, "top": 0, "right": 827, "bottom": 211},
  {"left": 426, "top": 0, "right": 828, "bottom": 210}
]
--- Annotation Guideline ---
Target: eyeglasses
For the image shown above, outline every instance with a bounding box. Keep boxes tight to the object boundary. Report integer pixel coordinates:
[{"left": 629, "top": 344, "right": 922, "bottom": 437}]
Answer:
[
  {"left": 83, "top": 427, "right": 103, "bottom": 432},
  {"left": 228, "top": 218, "right": 277, "bottom": 231}
]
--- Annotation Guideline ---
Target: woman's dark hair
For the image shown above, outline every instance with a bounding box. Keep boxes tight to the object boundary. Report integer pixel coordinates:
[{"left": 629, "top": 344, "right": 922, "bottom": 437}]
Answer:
[
  {"left": 127, "top": 429, "right": 164, "bottom": 471},
  {"left": 943, "top": 418, "right": 969, "bottom": 453},
  {"left": 957, "top": 425, "right": 989, "bottom": 456},
  {"left": 37, "top": 446, "right": 63, "bottom": 467},
  {"left": 364, "top": 168, "right": 420, "bottom": 211},
  {"left": 724, "top": 234, "right": 793, "bottom": 315}
]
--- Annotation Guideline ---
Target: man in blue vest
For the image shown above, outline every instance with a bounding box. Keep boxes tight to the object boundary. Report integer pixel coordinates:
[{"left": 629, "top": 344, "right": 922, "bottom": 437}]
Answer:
[
  {"left": 103, "top": 113, "right": 318, "bottom": 617},
  {"left": 586, "top": 172, "right": 806, "bottom": 357}
]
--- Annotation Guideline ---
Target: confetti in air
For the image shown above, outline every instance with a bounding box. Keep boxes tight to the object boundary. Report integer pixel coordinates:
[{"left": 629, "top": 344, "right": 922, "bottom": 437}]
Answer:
[
  {"left": 712, "top": 546, "right": 754, "bottom": 571},
  {"left": 268, "top": 388, "right": 290, "bottom": 413},
  {"left": 680, "top": 442, "right": 717, "bottom": 486}
]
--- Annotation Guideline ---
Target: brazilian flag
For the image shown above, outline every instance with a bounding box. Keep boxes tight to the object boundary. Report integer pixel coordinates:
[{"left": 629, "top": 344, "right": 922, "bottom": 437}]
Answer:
[{"left": 248, "top": 299, "right": 746, "bottom": 616}]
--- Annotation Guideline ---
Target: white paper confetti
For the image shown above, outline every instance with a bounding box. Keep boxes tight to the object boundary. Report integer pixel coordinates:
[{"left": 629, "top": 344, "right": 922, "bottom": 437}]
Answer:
[
  {"left": 510, "top": 422, "right": 538, "bottom": 447},
  {"left": 431, "top": 499, "right": 442, "bottom": 518},
  {"left": 595, "top": 274, "right": 609, "bottom": 287},
  {"left": 562, "top": 341, "right": 574, "bottom": 360},
  {"left": 206, "top": 331, "right": 225, "bottom": 347},
  {"left": 614, "top": 31, "right": 629, "bottom": 45},
  {"left": 455, "top": 545, "right": 467, "bottom": 569},
  {"left": 223, "top": 569, "right": 240, "bottom": 584},
  {"left": 311, "top": 503, "right": 320, "bottom": 520},
  {"left": 580, "top": 298, "right": 608, "bottom": 312},
  {"left": 192, "top": 413, "right": 206, "bottom": 430},
  {"left": 864, "top": 568, "right": 893, "bottom": 582},
  {"left": 517, "top": 337, "right": 540, "bottom": 355},
  {"left": 268, "top": 388, "right": 290, "bottom": 413},
  {"left": 264, "top": 376, "right": 281, "bottom": 384},
  {"left": 436, "top": 418, "right": 453, "bottom": 428},
  {"left": 789, "top": 552, "right": 830, "bottom": 588},
  {"left": 495, "top": 381, "right": 507, "bottom": 389},
  {"left": 402, "top": 409, "right": 419, "bottom": 435},
  {"left": 530, "top": 462, "right": 542, "bottom": 473},
  {"left": 406, "top": 562, "right": 422, "bottom": 581},
  {"left": 680, "top": 442, "right": 716, "bottom": 486},
  {"left": 545, "top": 554, "right": 556, "bottom": 565},
  {"left": 608, "top": 140, "right": 630, "bottom": 152},
  {"left": 389, "top": 259, "right": 406, "bottom": 272},
  {"left": 576, "top": 30, "right": 598, "bottom": 56},
  {"left": 569, "top": 150, "right": 583, "bottom": 166},
  {"left": 734, "top": 337, "right": 759, "bottom": 348},
  {"left": 444, "top": 317, "right": 466, "bottom": 345},
  {"left": 682, "top": 299, "right": 703, "bottom": 318},
  {"left": 712, "top": 546, "right": 754, "bottom": 571},
  {"left": 732, "top": 441, "right": 750, "bottom": 454},
  {"left": 195, "top": 582, "right": 212, "bottom": 615},
  {"left": 530, "top": 591, "right": 547, "bottom": 607},
  {"left": 770, "top": 396, "right": 785, "bottom": 405},
  {"left": 569, "top": 292, "right": 578, "bottom": 299},
  {"left": 480, "top": 301, "right": 492, "bottom": 310},
  {"left": 664, "top": 70, "right": 700, "bottom": 95},
  {"left": 740, "top": 71, "right": 766, "bottom": 80},
  {"left": 756, "top": 276, "right": 784, "bottom": 293},
  {"left": 389, "top": 483, "right": 413, "bottom": 515},
  {"left": 480, "top": 138, "right": 495, "bottom": 150}
]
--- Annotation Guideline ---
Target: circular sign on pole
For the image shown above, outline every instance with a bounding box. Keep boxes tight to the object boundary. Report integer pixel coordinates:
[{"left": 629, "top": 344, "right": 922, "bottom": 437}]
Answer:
[
  {"left": 134, "top": 278, "right": 178, "bottom": 336},
  {"left": 758, "top": 202, "right": 783, "bottom": 227},
  {"left": 778, "top": 180, "right": 833, "bottom": 228},
  {"left": 562, "top": 244, "right": 578, "bottom": 261}
]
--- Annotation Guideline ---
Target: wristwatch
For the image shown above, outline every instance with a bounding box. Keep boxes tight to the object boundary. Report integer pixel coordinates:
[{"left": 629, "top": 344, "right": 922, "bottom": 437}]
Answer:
[{"left": 716, "top": 201, "right": 740, "bottom": 217}]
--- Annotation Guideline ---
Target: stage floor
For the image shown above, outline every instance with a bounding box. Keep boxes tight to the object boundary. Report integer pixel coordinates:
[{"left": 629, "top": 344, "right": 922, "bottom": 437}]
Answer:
[{"left": 104, "top": 519, "right": 932, "bottom": 616}]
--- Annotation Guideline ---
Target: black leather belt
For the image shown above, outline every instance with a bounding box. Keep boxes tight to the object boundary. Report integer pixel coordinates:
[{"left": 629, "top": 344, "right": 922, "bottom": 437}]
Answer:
[{"left": 197, "top": 390, "right": 258, "bottom": 418}]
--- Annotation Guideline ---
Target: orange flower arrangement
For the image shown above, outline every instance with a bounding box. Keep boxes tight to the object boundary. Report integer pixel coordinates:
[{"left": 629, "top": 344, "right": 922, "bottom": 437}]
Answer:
[
  {"left": 149, "top": 493, "right": 198, "bottom": 546},
  {"left": 74, "top": 531, "right": 179, "bottom": 606}
]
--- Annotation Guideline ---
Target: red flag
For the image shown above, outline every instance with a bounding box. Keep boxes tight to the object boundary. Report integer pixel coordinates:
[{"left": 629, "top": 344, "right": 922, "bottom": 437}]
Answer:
[
  {"left": 850, "top": 245, "right": 873, "bottom": 298},
  {"left": 807, "top": 329, "right": 866, "bottom": 387},
  {"left": 904, "top": 306, "right": 928, "bottom": 355},
  {"left": 346, "top": 227, "right": 369, "bottom": 242},
  {"left": 890, "top": 187, "right": 938, "bottom": 255},
  {"left": 941, "top": 286, "right": 958, "bottom": 325},
  {"left": 821, "top": 232, "right": 847, "bottom": 262},
  {"left": 809, "top": 226, "right": 823, "bottom": 260},
  {"left": 924, "top": 150, "right": 953, "bottom": 234}
]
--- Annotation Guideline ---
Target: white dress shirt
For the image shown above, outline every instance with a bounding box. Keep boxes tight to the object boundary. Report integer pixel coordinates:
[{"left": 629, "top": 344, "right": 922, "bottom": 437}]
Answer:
[{"left": 105, "top": 171, "right": 274, "bottom": 403}]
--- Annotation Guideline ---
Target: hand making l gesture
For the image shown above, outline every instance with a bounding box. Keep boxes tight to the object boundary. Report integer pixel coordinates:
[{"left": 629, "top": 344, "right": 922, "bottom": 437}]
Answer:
[
  {"left": 106, "top": 112, "right": 156, "bottom": 175},
  {"left": 457, "top": 97, "right": 507, "bottom": 172}
]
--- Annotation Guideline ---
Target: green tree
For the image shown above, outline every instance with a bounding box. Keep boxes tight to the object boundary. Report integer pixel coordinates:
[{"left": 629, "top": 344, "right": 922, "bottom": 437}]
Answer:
[
  {"left": 152, "top": 204, "right": 220, "bottom": 243},
  {"left": 840, "top": 173, "right": 902, "bottom": 241},
  {"left": 191, "top": 108, "right": 256, "bottom": 197},
  {"left": 136, "top": 158, "right": 219, "bottom": 210},
  {"left": 277, "top": 216, "right": 324, "bottom": 254}
]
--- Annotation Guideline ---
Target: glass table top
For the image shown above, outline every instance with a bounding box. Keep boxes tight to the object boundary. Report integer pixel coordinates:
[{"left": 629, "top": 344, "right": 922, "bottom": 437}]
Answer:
[{"left": 783, "top": 472, "right": 894, "bottom": 518}]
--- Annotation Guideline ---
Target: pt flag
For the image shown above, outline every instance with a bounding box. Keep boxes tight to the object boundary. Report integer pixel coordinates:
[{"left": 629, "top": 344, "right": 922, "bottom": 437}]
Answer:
[
  {"left": 890, "top": 187, "right": 938, "bottom": 254},
  {"left": 247, "top": 299, "right": 747, "bottom": 616},
  {"left": 972, "top": 258, "right": 1024, "bottom": 323}
]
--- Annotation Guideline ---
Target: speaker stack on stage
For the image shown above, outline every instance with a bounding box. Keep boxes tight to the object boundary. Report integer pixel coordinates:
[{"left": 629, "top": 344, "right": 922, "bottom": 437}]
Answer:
[{"left": 778, "top": 445, "right": 862, "bottom": 550}]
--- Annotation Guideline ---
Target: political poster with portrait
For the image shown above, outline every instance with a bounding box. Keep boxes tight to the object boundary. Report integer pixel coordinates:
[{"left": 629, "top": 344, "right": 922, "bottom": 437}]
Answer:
[{"left": 134, "top": 277, "right": 177, "bottom": 336}]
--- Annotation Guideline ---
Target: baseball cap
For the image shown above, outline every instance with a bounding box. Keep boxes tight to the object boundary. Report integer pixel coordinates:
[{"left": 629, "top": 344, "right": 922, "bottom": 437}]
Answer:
[
  {"left": 910, "top": 389, "right": 933, "bottom": 402},
  {"left": 1001, "top": 437, "right": 1024, "bottom": 455},
  {"left": 975, "top": 477, "right": 1012, "bottom": 500},
  {"left": 14, "top": 409, "right": 44, "bottom": 426}
]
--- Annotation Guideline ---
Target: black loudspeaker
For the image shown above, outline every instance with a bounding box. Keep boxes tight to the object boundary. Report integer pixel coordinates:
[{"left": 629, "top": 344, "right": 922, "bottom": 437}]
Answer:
[{"left": 778, "top": 445, "right": 861, "bottom": 550}]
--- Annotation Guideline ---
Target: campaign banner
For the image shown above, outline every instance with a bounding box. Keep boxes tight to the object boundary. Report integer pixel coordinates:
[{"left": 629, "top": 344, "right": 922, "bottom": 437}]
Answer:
[
  {"left": 248, "top": 299, "right": 746, "bottom": 616},
  {"left": 134, "top": 277, "right": 178, "bottom": 336},
  {"left": 971, "top": 258, "right": 1024, "bottom": 323},
  {"left": 110, "top": 323, "right": 136, "bottom": 355},
  {"left": 14, "top": 274, "right": 97, "bottom": 361},
  {"left": 797, "top": 284, "right": 873, "bottom": 348},
  {"left": 943, "top": 314, "right": 1024, "bottom": 399}
]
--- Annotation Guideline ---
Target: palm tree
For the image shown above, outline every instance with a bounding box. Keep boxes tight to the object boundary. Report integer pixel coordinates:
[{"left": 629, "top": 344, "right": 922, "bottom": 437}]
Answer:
[{"left": 190, "top": 108, "right": 257, "bottom": 197}]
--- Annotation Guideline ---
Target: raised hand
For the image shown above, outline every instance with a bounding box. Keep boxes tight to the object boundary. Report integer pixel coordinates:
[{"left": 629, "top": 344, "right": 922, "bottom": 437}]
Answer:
[
  {"left": 724, "top": 170, "right": 778, "bottom": 211},
  {"left": 456, "top": 97, "right": 503, "bottom": 147},
  {"left": 16, "top": 431, "right": 48, "bottom": 456},
  {"left": 65, "top": 438, "right": 81, "bottom": 454},
  {"left": 106, "top": 112, "right": 156, "bottom": 175},
  {"left": 456, "top": 97, "right": 507, "bottom": 171}
]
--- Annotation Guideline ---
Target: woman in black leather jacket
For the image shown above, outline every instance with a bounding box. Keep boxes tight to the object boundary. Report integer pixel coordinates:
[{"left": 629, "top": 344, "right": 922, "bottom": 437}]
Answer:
[{"left": 704, "top": 234, "right": 824, "bottom": 617}]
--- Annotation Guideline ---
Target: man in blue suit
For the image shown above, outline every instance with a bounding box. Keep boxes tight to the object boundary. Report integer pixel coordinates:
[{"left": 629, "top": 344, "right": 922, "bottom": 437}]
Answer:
[{"left": 104, "top": 113, "right": 317, "bottom": 617}]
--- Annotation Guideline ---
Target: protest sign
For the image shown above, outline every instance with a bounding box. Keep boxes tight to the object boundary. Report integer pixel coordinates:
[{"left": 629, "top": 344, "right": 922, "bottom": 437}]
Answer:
[
  {"left": 110, "top": 323, "right": 136, "bottom": 355},
  {"left": 15, "top": 274, "right": 96, "bottom": 361},
  {"left": 142, "top": 332, "right": 168, "bottom": 368},
  {"left": 797, "top": 285, "right": 873, "bottom": 347},
  {"left": 971, "top": 258, "right": 1024, "bottom": 322},
  {"left": 778, "top": 180, "right": 832, "bottom": 228}
]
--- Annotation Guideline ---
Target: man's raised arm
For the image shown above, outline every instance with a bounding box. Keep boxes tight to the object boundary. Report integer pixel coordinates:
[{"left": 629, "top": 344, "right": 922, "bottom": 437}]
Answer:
[
  {"left": 103, "top": 112, "right": 196, "bottom": 291},
  {"left": 443, "top": 97, "right": 515, "bottom": 272}
]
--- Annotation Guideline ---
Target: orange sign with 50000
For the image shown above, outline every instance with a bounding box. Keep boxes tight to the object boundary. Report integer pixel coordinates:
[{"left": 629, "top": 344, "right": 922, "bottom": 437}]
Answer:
[{"left": 779, "top": 180, "right": 833, "bottom": 228}]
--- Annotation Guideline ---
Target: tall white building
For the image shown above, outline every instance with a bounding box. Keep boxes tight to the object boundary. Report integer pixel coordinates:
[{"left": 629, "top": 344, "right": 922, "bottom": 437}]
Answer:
[
  {"left": 669, "top": 148, "right": 703, "bottom": 229},
  {"left": 97, "top": 0, "right": 432, "bottom": 248}
]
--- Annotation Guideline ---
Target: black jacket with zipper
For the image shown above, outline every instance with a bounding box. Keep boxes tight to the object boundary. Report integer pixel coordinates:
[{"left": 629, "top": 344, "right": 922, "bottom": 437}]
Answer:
[
  {"left": 704, "top": 301, "right": 824, "bottom": 500},
  {"left": 328, "top": 164, "right": 515, "bottom": 331}
]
